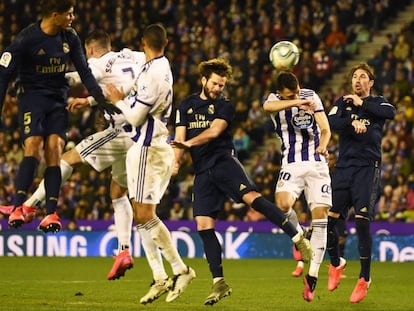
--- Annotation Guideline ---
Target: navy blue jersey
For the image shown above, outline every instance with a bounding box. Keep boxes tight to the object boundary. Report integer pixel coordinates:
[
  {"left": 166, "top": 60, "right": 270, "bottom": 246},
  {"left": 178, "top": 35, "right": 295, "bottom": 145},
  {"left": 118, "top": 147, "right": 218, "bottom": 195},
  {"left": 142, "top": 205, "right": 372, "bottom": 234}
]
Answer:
[
  {"left": 175, "top": 94, "right": 235, "bottom": 173},
  {"left": 0, "top": 21, "right": 104, "bottom": 111},
  {"left": 328, "top": 95, "right": 396, "bottom": 167}
]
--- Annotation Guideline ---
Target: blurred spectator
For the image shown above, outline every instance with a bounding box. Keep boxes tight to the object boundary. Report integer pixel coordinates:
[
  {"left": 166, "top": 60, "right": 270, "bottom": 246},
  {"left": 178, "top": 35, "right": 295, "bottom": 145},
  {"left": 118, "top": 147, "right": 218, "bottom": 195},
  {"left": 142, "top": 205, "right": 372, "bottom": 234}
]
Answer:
[
  {"left": 169, "top": 200, "right": 185, "bottom": 221},
  {"left": 233, "top": 126, "right": 250, "bottom": 164},
  {"left": 376, "top": 184, "right": 394, "bottom": 221},
  {"left": 245, "top": 99, "right": 267, "bottom": 146},
  {"left": 65, "top": 219, "right": 79, "bottom": 231},
  {"left": 393, "top": 34, "right": 410, "bottom": 62},
  {"left": 312, "top": 41, "right": 333, "bottom": 83}
]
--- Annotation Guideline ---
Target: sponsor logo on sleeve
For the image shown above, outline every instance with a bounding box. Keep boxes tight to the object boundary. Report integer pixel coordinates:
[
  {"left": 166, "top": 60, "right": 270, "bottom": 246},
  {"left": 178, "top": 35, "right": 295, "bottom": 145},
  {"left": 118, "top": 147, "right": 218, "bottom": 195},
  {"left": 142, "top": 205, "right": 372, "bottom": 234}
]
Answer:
[{"left": 0, "top": 52, "right": 12, "bottom": 68}]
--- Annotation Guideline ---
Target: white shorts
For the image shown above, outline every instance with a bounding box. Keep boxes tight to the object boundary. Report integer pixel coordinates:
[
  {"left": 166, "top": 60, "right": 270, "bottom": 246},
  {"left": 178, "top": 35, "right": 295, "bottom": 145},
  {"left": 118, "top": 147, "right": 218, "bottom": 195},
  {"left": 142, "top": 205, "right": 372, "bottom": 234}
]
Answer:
[
  {"left": 275, "top": 161, "right": 332, "bottom": 210},
  {"left": 75, "top": 127, "right": 133, "bottom": 188},
  {"left": 126, "top": 139, "right": 174, "bottom": 204}
]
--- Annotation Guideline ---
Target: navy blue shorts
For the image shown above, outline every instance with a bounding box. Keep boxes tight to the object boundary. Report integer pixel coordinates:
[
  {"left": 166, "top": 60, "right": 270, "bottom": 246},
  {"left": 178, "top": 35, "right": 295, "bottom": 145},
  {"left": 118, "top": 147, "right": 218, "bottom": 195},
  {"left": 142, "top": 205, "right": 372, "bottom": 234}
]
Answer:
[
  {"left": 18, "top": 93, "right": 68, "bottom": 141},
  {"left": 330, "top": 165, "right": 381, "bottom": 221},
  {"left": 192, "top": 155, "right": 257, "bottom": 218}
]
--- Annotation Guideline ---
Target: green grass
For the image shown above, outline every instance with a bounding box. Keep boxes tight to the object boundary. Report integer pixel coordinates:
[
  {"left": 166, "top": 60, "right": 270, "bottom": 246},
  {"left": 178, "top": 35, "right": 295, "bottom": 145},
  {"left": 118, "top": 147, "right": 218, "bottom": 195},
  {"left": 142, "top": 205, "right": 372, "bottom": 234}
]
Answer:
[{"left": 0, "top": 257, "right": 412, "bottom": 311}]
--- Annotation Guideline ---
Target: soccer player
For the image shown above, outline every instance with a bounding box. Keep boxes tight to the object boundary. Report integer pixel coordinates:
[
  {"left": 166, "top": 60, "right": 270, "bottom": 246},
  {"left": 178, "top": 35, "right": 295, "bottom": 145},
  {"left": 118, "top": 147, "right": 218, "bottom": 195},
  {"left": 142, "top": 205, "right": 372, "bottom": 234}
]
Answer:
[
  {"left": 326, "top": 63, "right": 396, "bottom": 303},
  {"left": 0, "top": 0, "right": 113, "bottom": 233},
  {"left": 171, "top": 58, "right": 312, "bottom": 306},
  {"left": 105, "top": 23, "right": 195, "bottom": 304},
  {"left": 0, "top": 29, "right": 147, "bottom": 281},
  {"left": 263, "top": 71, "right": 331, "bottom": 302}
]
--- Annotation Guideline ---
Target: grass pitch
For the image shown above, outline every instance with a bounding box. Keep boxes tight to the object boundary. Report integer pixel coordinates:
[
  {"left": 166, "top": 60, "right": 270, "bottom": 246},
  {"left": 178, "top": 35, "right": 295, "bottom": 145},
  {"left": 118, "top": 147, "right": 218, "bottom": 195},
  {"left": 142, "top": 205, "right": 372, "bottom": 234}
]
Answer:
[{"left": 0, "top": 257, "right": 412, "bottom": 311}]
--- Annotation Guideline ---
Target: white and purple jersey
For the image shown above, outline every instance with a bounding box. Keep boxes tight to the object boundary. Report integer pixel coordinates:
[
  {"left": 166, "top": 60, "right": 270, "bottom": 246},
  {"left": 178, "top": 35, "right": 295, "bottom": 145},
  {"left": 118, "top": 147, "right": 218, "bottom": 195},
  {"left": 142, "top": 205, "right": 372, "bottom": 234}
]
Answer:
[
  {"left": 266, "top": 88, "right": 327, "bottom": 165},
  {"left": 116, "top": 55, "right": 172, "bottom": 146}
]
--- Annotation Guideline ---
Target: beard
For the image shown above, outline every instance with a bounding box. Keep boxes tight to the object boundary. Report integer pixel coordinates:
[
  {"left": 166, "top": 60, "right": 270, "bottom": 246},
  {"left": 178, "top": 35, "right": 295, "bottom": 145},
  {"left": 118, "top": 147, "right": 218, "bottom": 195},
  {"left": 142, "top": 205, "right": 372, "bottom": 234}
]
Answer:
[{"left": 203, "top": 85, "right": 221, "bottom": 100}]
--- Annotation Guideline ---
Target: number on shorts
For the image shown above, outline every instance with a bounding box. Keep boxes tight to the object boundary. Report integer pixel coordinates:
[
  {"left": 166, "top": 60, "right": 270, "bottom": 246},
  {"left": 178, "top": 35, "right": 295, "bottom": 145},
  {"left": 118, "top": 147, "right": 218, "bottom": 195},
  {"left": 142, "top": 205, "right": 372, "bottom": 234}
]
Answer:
[{"left": 278, "top": 170, "right": 291, "bottom": 181}]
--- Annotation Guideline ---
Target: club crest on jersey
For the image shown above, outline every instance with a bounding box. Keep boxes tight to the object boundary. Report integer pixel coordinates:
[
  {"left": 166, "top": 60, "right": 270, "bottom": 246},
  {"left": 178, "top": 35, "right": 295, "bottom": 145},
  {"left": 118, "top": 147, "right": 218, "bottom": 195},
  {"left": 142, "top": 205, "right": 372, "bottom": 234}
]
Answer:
[
  {"left": 62, "top": 43, "right": 70, "bottom": 54},
  {"left": 208, "top": 105, "right": 215, "bottom": 114},
  {"left": 0, "top": 52, "right": 12, "bottom": 68},
  {"left": 291, "top": 110, "right": 314, "bottom": 129},
  {"left": 187, "top": 108, "right": 193, "bottom": 114}
]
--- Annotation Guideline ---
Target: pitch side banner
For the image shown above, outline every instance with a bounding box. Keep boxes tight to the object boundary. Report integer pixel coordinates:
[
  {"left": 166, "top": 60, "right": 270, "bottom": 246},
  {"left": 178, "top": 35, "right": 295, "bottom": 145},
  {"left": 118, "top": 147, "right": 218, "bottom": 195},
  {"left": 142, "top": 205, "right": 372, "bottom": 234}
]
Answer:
[
  {"left": 0, "top": 229, "right": 413, "bottom": 262},
  {"left": 0, "top": 219, "right": 413, "bottom": 234}
]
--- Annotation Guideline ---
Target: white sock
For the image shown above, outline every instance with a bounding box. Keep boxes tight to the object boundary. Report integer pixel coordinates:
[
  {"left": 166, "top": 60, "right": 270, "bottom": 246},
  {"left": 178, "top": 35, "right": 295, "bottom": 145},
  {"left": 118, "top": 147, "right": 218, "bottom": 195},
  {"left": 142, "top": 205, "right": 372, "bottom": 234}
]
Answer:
[
  {"left": 308, "top": 219, "right": 328, "bottom": 278},
  {"left": 137, "top": 224, "right": 168, "bottom": 281},
  {"left": 143, "top": 217, "right": 187, "bottom": 275},
  {"left": 112, "top": 195, "right": 133, "bottom": 252},
  {"left": 25, "top": 159, "right": 73, "bottom": 207},
  {"left": 285, "top": 208, "right": 303, "bottom": 235},
  {"left": 213, "top": 277, "right": 223, "bottom": 284}
]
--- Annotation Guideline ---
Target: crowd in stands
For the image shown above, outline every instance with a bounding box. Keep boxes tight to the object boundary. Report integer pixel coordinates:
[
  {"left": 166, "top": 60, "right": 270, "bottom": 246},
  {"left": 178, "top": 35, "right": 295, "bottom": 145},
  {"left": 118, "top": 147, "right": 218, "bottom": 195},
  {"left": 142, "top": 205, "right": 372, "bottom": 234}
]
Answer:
[{"left": 0, "top": 0, "right": 413, "bottom": 225}]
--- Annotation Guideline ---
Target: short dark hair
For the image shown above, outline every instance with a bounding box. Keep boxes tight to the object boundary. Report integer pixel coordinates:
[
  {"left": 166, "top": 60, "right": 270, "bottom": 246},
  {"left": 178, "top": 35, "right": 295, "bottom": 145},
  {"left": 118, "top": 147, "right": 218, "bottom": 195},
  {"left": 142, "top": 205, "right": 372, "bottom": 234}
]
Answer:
[
  {"left": 275, "top": 71, "right": 299, "bottom": 91},
  {"left": 40, "top": 0, "right": 76, "bottom": 16},
  {"left": 143, "top": 23, "right": 167, "bottom": 51},
  {"left": 85, "top": 30, "right": 111, "bottom": 49},
  {"left": 198, "top": 58, "right": 233, "bottom": 80}
]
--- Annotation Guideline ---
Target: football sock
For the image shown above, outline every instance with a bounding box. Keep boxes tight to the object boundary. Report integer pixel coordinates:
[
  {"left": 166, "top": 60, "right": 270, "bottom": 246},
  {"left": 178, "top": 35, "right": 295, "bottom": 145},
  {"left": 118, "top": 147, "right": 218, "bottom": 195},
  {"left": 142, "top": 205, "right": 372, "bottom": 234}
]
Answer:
[
  {"left": 112, "top": 195, "right": 133, "bottom": 252},
  {"left": 213, "top": 277, "right": 224, "bottom": 284},
  {"left": 137, "top": 224, "right": 168, "bottom": 281},
  {"left": 251, "top": 196, "right": 297, "bottom": 238},
  {"left": 13, "top": 156, "right": 39, "bottom": 206},
  {"left": 285, "top": 208, "right": 303, "bottom": 235},
  {"left": 327, "top": 215, "right": 340, "bottom": 267},
  {"left": 308, "top": 219, "right": 327, "bottom": 278},
  {"left": 199, "top": 229, "right": 223, "bottom": 278},
  {"left": 25, "top": 159, "right": 73, "bottom": 207},
  {"left": 339, "top": 238, "right": 346, "bottom": 258},
  {"left": 143, "top": 217, "right": 187, "bottom": 275},
  {"left": 44, "top": 166, "right": 61, "bottom": 215},
  {"left": 336, "top": 218, "right": 348, "bottom": 258},
  {"left": 306, "top": 275, "right": 317, "bottom": 291},
  {"left": 355, "top": 217, "right": 372, "bottom": 281},
  {"left": 296, "top": 261, "right": 304, "bottom": 269}
]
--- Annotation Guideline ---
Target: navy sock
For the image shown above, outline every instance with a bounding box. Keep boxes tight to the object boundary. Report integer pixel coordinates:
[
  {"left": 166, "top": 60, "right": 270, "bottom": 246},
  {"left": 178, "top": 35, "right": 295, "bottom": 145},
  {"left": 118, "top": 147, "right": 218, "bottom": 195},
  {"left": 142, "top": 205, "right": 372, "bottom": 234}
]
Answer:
[
  {"left": 251, "top": 196, "right": 297, "bottom": 238},
  {"left": 355, "top": 217, "right": 372, "bottom": 281},
  {"left": 337, "top": 218, "right": 348, "bottom": 258},
  {"left": 44, "top": 166, "right": 61, "bottom": 215},
  {"left": 327, "top": 215, "right": 340, "bottom": 266},
  {"left": 198, "top": 229, "right": 223, "bottom": 278},
  {"left": 13, "top": 157, "right": 39, "bottom": 206}
]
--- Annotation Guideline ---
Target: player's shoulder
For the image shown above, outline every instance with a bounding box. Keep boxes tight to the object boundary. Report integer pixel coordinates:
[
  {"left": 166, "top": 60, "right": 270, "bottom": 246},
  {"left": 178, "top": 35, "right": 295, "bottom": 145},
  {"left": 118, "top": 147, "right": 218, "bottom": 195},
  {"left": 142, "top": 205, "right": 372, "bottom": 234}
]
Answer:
[
  {"left": 142, "top": 56, "right": 172, "bottom": 83},
  {"left": 88, "top": 51, "right": 113, "bottom": 67},
  {"left": 368, "top": 94, "right": 389, "bottom": 103},
  {"left": 265, "top": 92, "right": 279, "bottom": 102},
  {"left": 14, "top": 22, "right": 39, "bottom": 43},
  {"left": 178, "top": 94, "right": 199, "bottom": 109},
  {"left": 218, "top": 96, "right": 232, "bottom": 106},
  {"left": 300, "top": 88, "right": 315, "bottom": 96},
  {"left": 181, "top": 93, "right": 199, "bottom": 103},
  {"left": 63, "top": 27, "right": 79, "bottom": 37},
  {"left": 119, "top": 48, "right": 146, "bottom": 65}
]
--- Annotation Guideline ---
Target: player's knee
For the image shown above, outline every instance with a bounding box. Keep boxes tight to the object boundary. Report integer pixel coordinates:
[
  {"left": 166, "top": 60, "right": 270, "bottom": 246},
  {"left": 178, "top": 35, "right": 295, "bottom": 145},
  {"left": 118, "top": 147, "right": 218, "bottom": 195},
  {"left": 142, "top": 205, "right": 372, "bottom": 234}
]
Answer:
[{"left": 275, "top": 196, "right": 293, "bottom": 213}]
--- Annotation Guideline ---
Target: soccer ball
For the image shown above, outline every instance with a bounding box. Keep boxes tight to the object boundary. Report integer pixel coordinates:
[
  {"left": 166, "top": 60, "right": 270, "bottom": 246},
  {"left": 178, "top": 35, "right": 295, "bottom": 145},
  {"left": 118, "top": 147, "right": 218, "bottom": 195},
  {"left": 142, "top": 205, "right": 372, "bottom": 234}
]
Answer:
[{"left": 269, "top": 41, "right": 300, "bottom": 71}]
